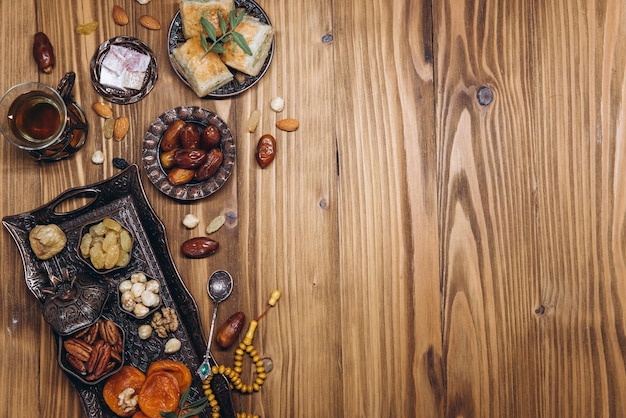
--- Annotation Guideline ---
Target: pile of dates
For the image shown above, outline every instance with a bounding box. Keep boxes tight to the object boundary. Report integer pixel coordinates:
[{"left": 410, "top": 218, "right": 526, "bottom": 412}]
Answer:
[
  {"left": 62, "top": 318, "right": 124, "bottom": 382},
  {"left": 159, "top": 120, "right": 223, "bottom": 185}
]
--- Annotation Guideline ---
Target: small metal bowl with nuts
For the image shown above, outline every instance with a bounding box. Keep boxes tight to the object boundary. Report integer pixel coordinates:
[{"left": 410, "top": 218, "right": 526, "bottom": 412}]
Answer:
[
  {"left": 77, "top": 217, "right": 133, "bottom": 274},
  {"left": 58, "top": 317, "right": 125, "bottom": 385},
  {"left": 118, "top": 271, "right": 162, "bottom": 319}
]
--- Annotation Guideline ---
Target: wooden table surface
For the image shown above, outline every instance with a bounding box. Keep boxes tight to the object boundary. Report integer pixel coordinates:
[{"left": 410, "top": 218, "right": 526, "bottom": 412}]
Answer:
[{"left": 2, "top": 0, "right": 626, "bottom": 417}]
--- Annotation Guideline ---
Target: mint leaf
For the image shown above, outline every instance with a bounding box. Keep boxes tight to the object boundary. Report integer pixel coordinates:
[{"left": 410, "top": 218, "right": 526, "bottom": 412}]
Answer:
[
  {"left": 218, "top": 13, "right": 227, "bottom": 38},
  {"left": 231, "top": 31, "right": 252, "bottom": 56},
  {"left": 200, "top": 16, "right": 216, "bottom": 42}
]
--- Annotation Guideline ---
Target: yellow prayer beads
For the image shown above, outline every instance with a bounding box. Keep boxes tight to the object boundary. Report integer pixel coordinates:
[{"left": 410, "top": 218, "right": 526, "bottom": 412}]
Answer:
[{"left": 202, "top": 290, "right": 281, "bottom": 418}]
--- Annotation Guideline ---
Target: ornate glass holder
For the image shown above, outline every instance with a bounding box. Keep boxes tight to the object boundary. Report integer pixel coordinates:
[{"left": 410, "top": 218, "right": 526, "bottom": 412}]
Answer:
[{"left": 0, "top": 72, "right": 88, "bottom": 161}]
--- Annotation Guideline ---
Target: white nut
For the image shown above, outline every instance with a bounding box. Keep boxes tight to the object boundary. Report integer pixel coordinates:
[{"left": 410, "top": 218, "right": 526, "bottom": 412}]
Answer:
[
  {"left": 182, "top": 214, "right": 200, "bottom": 229},
  {"left": 138, "top": 324, "right": 153, "bottom": 339},
  {"left": 135, "top": 0, "right": 151, "bottom": 3},
  {"left": 141, "top": 289, "right": 160, "bottom": 307},
  {"left": 145, "top": 279, "right": 160, "bottom": 294},
  {"left": 118, "top": 279, "right": 132, "bottom": 293},
  {"left": 270, "top": 97, "right": 284, "bottom": 112},
  {"left": 164, "top": 337, "right": 182, "bottom": 354},
  {"left": 131, "top": 282, "right": 146, "bottom": 298},
  {"left": 133, "top": 303, "right": 150, "bottom": 318},
  {"left": 91, "top": 150, "right": 105, "bottom": 164},
  {"left": 120, "top": 290, "right": 135, "bottom": 311},
  {"left": 131, "top": 272, "right": 147, "bottom": 283}
]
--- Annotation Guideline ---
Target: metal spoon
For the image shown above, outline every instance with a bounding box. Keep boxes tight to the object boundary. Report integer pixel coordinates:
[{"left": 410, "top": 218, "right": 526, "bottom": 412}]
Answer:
[{"left": 197, "top": 269, "right": 233, "bottom": 380}]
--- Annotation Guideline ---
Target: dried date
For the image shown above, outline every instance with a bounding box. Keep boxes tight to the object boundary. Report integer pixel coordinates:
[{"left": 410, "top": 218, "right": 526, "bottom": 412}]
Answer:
[
  {"left": 181, "top": 237, "right": 219, "bottom": 258},
  {"left": 256, "top": 134, "right": 276, "bottom": 168},
  {"left": 173, "top": 148, "right": 207, "bottom": 169},
  {"left": 160, "top": 120, "right": 185, "bottom": 151},
  {"left": 33, "top": 32, "right": 55, "bottom": 73},
  {"left": 200, "top": 125, "right": 221, "bottom": 150},
  {"left": 167, "top": 167, "right": 196, "bottom": 185},
  {"left": 180, "top": 124, "right": 200, "bottom": 148},
  {"left": 216, "top": 311, "right": 245, "bottom": 348},
  {"left": 194, "top": 148, "right": 223, "bottom": 181}
]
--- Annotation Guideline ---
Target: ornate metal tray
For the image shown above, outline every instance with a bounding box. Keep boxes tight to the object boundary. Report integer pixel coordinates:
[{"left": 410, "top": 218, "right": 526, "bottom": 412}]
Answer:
[{"left": 2, "top": 165, "right": 235, "bottom": 418}]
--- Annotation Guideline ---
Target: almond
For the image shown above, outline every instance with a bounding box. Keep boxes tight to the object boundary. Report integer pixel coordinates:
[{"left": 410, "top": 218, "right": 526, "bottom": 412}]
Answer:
[
  {"left": 91, "top": 102, "right": 113, "bottom": 119},
  {"left": 112, "top": 5, "right": 129, "bottom": 26},
  {"left": 276, "top": 118, "right": 299, "bottom": 132},
  {"left": 113, "top": 116, "right": 129, "bottom": 141},
  {"left": 139, "top": 15, "right": 161, "bottom": 30}
]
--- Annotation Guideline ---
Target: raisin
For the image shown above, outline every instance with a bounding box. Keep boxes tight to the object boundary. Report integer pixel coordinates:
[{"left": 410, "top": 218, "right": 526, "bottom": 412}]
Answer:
[{"left": 112, "top": 158, "right": 129, "bottom": 169}]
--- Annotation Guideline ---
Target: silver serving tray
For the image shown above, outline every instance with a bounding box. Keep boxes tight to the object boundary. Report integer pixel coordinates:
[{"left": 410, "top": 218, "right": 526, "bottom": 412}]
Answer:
[{"left": 2, "top": 165, "right": 234, "bottom": 418}]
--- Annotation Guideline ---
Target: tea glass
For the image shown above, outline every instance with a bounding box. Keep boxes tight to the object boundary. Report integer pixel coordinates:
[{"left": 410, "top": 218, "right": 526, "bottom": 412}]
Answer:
[{"left": 0, "top": 72, "right": 87, "bottom": 161}]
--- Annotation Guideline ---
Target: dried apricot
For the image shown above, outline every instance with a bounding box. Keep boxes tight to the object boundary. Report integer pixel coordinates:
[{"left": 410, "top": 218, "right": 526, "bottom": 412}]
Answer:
[
  {"left": 138, "top": 371, "right": 180, "bottom": 418},
  {"left": 103, "top": 366, "right": 146, "bottom": 417},
  {"left": 146, "top": 359, "right": 192, "bottom": 393}
]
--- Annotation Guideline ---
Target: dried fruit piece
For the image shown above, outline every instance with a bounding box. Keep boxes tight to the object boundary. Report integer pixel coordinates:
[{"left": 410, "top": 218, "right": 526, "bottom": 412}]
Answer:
[
  {"left": 159, "top": 148, "right": 177, "bottom": 170},
  {"left": 92, "top": 102, "right": 113, "bottom": 119},
  {"left": 194, "top": 148, "right": 222, "bottom": 181},
  {"left": 103, "top": 366, "right": 146, "bottom": 417},
  {"left": 114, "top": 116, "right": 130, "bottom": 141},
  {"left": 246, "top": 109, "right": 261, "bottom": 133},
  {"left": 146, "top": 360, "right": 191, "bottom": 393},
  {"left": 112, "top": 157, "right": 129, "bottom": 169},
  {"left": 180, "top": 124, "right": 200, "bottom": 148},
  {"left": 29, "top": 224, "right": 66, "bottom": 260},
  {"left": 256, "top": 134, "right": 276, "bottom": 168},
  {"left": 181, "top": 237, "right": 219, "bottom": 258},
  {"left": 160, "top": 120, "right": 185, "bottom": 151},
  {"left": 75, "top": 21, "right": 99, "bottom": 35},
  {"left": 216, "top": 311, "right": 245, "bottom": 348},
  {"left": 173, "top": 148, "right": 207, "bottom": 169},
  {"left": 167, "top": 167, "right": 195, "bottom": 185},
  {"left": 200, "top": 125, "right": 220, "bottom": 150},
  {"left": 276, "top": 118, "right": 299, "bottom": 132},
  {"left": 33, "top": 32, "right": 55, "bottom": 73},
  {"left": 137, "top": 371, "right": 180, "bottom": 417},
  {"left": 206, "top": 215, "right": 225, "bottom": 234},
  {"left": 139, "top": 15, "right": 161, "bottom": 30},
  {"left": 103, "top": 118, "right": 115, "bottom": 139},
  {"left": 80, "top": 218, "right": 132, "bottom": 270},
  {"left": 112, "top": 5, "right": 129, "bottom": 26}
]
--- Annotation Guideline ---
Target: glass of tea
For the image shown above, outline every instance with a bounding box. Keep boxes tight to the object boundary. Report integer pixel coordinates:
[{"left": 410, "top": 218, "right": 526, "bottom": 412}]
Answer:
[{"left": 0, "top": 72, "right": 88, "bottom": 161}]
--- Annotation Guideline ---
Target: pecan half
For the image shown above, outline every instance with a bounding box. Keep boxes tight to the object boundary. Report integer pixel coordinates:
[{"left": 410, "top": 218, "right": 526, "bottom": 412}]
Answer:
[{"left": 64, "top": 338, "right": 92, "bottom": 362}]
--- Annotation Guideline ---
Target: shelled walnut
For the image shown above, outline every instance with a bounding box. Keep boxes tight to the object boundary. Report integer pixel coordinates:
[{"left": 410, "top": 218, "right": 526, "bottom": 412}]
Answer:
[{"left": 150, "top": 307, "right": 179, "bottom": 338}]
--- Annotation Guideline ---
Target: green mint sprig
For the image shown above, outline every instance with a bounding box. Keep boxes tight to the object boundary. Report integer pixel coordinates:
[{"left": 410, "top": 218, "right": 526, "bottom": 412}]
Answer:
[{"left": 200, "top": 10, "right": 252, "bottom": 57}]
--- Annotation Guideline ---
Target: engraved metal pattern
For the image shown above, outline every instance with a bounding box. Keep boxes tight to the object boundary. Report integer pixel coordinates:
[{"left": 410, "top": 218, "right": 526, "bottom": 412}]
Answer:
[{"left": 2, "top": 165, "right": 234, "bottom": 418}]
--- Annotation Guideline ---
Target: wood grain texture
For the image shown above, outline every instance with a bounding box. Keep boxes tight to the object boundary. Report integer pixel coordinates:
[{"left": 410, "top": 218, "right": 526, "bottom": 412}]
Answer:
[
  {"left": 434, "top": 0, "right": 626, "bottom": 417},
  {"left": 333, "top": 0, "right": 440, "bottom": 416},
  {"left": 2, "top": 0, "right": 626, "bottom": 417}
]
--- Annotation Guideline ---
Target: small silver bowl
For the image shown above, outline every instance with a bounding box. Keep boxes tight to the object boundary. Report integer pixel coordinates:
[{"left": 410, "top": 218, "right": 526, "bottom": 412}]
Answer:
[
  {"left": 117, "top": 271, "right": 162, "bottom": 320},
  {"left": 58, "top": 317, "right": 125, "bottom": 385},
  {"left": 77, "top": 217, "right": 133, "bottom": 274}
]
